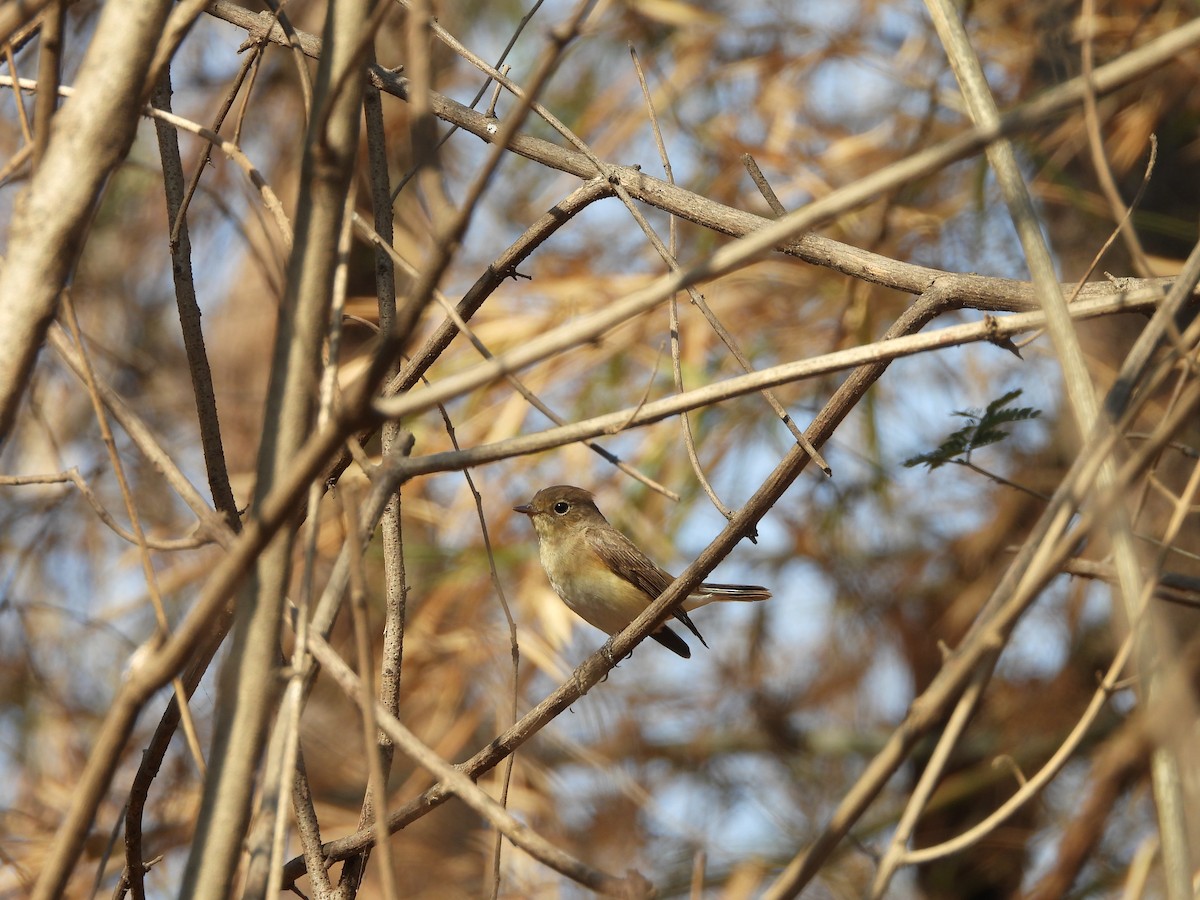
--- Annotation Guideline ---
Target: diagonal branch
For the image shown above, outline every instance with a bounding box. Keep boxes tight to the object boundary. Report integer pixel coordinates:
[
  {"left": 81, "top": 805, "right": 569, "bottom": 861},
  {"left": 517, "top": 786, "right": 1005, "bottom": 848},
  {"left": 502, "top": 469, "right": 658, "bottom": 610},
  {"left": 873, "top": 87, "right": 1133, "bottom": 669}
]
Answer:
[{"left": 0, "top": 0, "right": 174, "bottom": 443}]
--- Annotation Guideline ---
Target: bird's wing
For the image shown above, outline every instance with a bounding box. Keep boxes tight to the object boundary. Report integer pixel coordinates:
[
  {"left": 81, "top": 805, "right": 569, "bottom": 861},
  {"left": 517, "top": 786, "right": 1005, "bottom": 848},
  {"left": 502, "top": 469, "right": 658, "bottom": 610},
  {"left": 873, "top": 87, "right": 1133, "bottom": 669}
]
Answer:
[
  {"left": 584, "top": 525, "right": 674, "bottom": 599},
  {"left": 586, "top": 526, "right": 709, "bottom": 648}
]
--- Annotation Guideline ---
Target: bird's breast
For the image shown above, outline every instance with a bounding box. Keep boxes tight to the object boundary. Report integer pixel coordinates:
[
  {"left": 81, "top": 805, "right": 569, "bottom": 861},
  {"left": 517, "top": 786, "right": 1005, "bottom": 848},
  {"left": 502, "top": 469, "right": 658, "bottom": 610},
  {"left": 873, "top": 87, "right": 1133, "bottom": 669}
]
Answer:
[{"left": 537, "top": 536, "right": 651, "bottom": 636}]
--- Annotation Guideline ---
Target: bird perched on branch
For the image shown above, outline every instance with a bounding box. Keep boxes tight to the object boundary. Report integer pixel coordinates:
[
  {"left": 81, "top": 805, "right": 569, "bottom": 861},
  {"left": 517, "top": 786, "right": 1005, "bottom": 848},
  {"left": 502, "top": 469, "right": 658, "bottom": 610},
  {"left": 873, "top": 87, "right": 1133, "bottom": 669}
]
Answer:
[{"left": 514, "top": 485, "right": 771, "bottom": 658}]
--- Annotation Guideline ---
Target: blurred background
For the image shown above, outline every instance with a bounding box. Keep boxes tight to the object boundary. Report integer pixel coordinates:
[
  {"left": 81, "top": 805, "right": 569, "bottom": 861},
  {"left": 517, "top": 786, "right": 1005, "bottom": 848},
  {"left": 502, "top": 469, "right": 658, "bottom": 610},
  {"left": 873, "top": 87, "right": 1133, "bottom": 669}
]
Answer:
[{"left": 0, "top": 0, "right": 1197, "bottom": 896}]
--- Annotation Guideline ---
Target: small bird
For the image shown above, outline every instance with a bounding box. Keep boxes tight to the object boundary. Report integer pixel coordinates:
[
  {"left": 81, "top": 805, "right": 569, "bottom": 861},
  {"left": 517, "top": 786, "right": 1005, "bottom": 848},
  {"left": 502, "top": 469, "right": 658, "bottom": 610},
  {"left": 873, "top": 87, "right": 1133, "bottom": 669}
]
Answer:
[{"left": 513, "top": 485, "right": 771, "bottom": 658}]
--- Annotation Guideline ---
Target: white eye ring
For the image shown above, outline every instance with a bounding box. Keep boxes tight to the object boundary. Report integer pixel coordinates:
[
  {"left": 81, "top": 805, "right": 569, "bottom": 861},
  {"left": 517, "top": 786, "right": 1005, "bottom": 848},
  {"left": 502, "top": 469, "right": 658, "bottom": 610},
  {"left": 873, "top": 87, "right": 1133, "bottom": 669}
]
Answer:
[{"left": 553, "top": 501, "right": 570, "bottom": 514}]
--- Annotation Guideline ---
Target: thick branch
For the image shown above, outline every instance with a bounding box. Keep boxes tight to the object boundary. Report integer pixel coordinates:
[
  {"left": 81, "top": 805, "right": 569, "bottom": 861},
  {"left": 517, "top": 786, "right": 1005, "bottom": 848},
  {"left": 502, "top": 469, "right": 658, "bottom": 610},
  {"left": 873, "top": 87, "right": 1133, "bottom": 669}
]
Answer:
[{"left": 0, "top": 0, "right": 173, "bottom": 444}]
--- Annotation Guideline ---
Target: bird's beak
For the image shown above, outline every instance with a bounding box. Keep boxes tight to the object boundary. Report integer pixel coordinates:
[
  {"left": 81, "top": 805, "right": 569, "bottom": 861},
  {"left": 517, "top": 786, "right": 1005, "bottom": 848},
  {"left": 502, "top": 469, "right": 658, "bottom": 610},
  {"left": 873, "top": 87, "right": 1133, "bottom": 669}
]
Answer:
[{"left": 513, "top": 503, "right": 534, "bottom": 515}]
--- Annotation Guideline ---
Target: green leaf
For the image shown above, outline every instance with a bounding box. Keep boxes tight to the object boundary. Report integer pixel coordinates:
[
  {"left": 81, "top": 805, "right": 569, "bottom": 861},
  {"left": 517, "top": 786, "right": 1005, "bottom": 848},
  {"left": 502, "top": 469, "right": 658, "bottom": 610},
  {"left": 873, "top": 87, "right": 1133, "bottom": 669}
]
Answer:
[{"left": 902, "top": 389, "right": 1042, "bottom": 469}]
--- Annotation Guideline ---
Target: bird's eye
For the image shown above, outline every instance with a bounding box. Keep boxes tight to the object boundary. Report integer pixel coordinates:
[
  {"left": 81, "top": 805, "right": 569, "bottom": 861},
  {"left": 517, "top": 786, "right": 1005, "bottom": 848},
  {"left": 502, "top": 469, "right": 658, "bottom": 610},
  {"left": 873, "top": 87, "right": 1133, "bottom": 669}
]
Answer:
[{"left": 553, "top": 501, "right": 570, "bottom": 514}]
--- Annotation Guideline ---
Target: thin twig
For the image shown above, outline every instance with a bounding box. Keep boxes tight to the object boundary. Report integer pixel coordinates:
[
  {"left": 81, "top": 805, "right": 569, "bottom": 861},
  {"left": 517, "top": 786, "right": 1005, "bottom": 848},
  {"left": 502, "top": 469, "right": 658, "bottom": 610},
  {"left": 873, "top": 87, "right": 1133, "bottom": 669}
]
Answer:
[
  {"left": 366, "top": 287, "right": 1165, "bottom": 481},
  {"left": 341, "top": 486, "right": 400, "bottom": 900},
  {"left": 869, "top": 670, "right": 989, "bottom": 896},
  {"left": 0, "top": 469, "right": 211, "bottom": 550},
  {"left": 427, "top": 401, "right": 521, "bottom": 899},
  {"left": 389, "top": 0, "right": 548, "bottom": 201},
  {"left": 631, "top": 41, "right": 735, "bottom": 522},
  {"left": 1015, "top": 135, "right": 1157, "bottom": 350},
  {"left": 372, "top": 281, "right": 1165, "bottom": 431},
  {"left": 203, "top": 2, "right": 1200, "bottom": 308},
  {"left": 304, "top": 631, "right": 647, "bottom": 896},
  {"left": 60, "top": 295, "right": 207, "bottom": 777},
  {"left": 30, "top": 0, "right": 61, "bottom": 167},
  {"left": 761, "top": 324, "right": 1200, "bottom": 899},
  {"left": 1079, "top": 0, "right": 1154, "bottom": 279},
  {"left": 351, "top": 211, "right": 679, "bottom": 499},
  {"left": 179, "top": 0, "right": 375, "bottom": 891},
  {"left": 4, "top": 42, "right": 33, "bottom": 143},
  {"left": 152, "top": 73, "right": 241, "bottom": 532},
  {"left": 897, "top": 447, "right": 1200, "bottom": 872},
  {"left": 337, "top": 43, "right": 407, "bottom": 897},
  {"left": 168, "top": 43, "right": 261, "bottom": 249},
  {"left": 347, "top": 0, "right": 603, "bottom": 416},
  {"left": 260, "top": 0, "right": 313, "bottom": 120}
]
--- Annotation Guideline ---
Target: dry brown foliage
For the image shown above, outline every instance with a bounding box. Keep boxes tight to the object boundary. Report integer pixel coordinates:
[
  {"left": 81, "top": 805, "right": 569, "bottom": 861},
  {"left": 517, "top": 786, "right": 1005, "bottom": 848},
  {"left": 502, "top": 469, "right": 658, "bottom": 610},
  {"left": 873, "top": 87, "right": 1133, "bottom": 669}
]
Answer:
[{"left": 0, "top": 0, "right": 1198, "bottom": 897}]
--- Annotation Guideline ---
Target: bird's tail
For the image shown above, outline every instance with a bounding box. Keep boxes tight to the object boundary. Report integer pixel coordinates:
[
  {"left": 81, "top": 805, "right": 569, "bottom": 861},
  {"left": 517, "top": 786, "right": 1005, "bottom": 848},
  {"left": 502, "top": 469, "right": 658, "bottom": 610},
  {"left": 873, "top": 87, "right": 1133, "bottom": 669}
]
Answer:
[{"left": 684, "top": 583, "right": 772, "bottom": 610}]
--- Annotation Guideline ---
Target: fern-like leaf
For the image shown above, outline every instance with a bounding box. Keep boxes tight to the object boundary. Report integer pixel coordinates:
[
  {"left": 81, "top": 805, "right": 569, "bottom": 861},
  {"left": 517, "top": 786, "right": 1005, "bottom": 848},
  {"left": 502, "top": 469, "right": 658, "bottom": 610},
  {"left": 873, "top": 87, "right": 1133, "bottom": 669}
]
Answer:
[{"left": 903, "top": 389, "right": 1041, "bottom": 470}]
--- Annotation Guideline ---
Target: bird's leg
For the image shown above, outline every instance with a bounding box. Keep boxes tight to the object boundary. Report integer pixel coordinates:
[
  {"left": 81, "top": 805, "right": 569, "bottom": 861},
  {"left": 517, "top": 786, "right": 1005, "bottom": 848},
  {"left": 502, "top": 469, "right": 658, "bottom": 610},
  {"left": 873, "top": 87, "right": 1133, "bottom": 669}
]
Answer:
[{"left": 598, "top": 638, "right": 627, "bottom": 681}]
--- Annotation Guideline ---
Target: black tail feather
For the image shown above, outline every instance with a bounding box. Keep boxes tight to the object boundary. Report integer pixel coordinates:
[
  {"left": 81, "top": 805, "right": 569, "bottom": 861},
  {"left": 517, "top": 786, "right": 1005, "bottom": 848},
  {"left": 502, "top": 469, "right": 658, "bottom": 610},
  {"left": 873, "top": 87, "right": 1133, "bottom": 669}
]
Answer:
[
  {"left": 672, "top": 608, "right": 709, "bottom": 648},
  {"left": 650, "top": 625, "right": 691, "bottom": 658}
]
